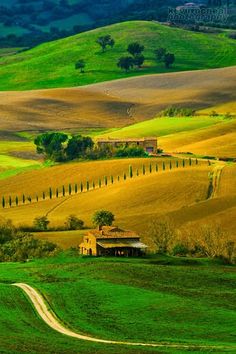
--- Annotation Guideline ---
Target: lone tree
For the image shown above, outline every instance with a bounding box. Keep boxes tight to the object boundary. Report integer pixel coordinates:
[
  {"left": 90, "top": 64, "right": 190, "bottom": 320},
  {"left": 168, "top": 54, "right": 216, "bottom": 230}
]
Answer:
[
  {"left": 75, "top": 59, "right": 86, "bottom": 73},
  {"left": 154, "top": 47, "right": 167, "bottom": 61},
  {"left": 164, "top": 53, "right": 175, "bottom": 68},
  {"left": 117, "top": 56, "right": 134, "bottom": 73},
  {"left": 133, "top": 54, "right": 145, "bottom": 68},
  {"left": 127, "top": 42, "right": 144, "bottom": 56},
  {"left": 92, "top": 210, "right": 115, "bottom": 229},
  {"left": 33, "top": 216, "right": 50, "bottom": 231},
  {"left": 96, "top": 35, "right": 115, "bottom": 52}
]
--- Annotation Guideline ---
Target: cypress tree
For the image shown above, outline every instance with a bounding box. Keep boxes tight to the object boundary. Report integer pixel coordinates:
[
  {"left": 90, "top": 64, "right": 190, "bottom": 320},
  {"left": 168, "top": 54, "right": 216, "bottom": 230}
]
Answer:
[
  {"left": 15, "top": 196, "right": 19, "bottom": 206},
  {"left": 49, "top": 187, "right": 53, "bottom": 199},
  {"left": 68, "top": 184, "right": 72, "bottom": 195},
  {"left": 104, "top": 176, "right": 108, "bottom": 186},
  {"left": 22, "top": 194, "right": 26, "bottom": 203},
  {"left": 208, "top": 160, "right": 211, "bottom": 166},
  {"left": 196, "top": 158, "right": 198, "bottom": 165},
  {"left": 169, "top": 161, "right": 172, "bottom": 170},
  {"left": 189, "top": 158, "right": 192, "bottom": 166},
  {"left": 42, "top": 192, "right": 46, "bottom": 200},
  {"left": 2, "top": 196, "right": 5, "bottom": 208},
  {"left": 136, "top": 169, "right": 139, "bottom": 176},
  {"left": 117, "top": 175, "right": 120, "bottom": 182},
  {"left": 111, "top": 175, "right": 114, "bottom": 184},
  {"left": 124, "top": 173, "right": 127, "bottom": 180},
  {"left": 62, "top": 185, "right": 65, "bottom": 197},
  {"left": 80, "top": 182, "right": 83, "bottom": 192},
  {"left": 129, "top": 165, "right": 133, "bottom": 178},
  {"left": 28, "top": 196, "right": 32, "bottom": 203},
  {"left": 176, "top": 160, "right": 179, "bottom": 168},
  {"left": 183, "top": 159, "right": 185, "bottom": 167},
  {"left": 75, "top": 184, "right": 78, "bottom": 193},
  {"left": 163, "top": 162, "right": 166, "bottom": 170},
  {"left": 142, "top": 165, "right": 146, "bottom": 175},
  {"left": 99, "top": 179, "right": 102, "bottom": 188},
  {"left": 156, "top": 163, "right": 158, "bottom": 172},
  {"left": 36, "top": 195, "right": 39, "bottom": 202},
  {"left": 56, "top": 188, "right": 59, "bottom": 198},
  {"left": 9, "top": 196, "right": 12, "bottom": 207},
  {"left": 93, "top": 181, "right": 95, "bottom": 189},
  {"left": 86, "top": 181, "right": 89, "bottom": 191},
  {"left": 149, "top": 163, "right": 152, "bottom": 173}
]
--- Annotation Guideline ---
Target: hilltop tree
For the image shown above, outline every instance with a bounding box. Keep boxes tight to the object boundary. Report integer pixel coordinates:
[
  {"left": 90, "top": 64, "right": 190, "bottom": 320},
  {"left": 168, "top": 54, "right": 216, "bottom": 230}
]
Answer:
[
  {"left": 117, "top": 56, "right": 134, "bottom": 72},
  {"left": 75, "top": 59, "right": 86, "bottom": 73},
  {"left": 154, "top": 47, "right": 167, "bottom": 61},
  {"left": 164, "top": 53, "right": 175, "bottom": 68},
  {"left": 92, "top": 210, "right": 115, "bottom": 229},
  {"left": 127, "top": 42, "right": 144, "bottom": 56},
  {"left": 96, "top": 35, "right": 115, "bottom": 52},
  {"left": 133, "top": 54, "right": 145, "bottom": 68}
]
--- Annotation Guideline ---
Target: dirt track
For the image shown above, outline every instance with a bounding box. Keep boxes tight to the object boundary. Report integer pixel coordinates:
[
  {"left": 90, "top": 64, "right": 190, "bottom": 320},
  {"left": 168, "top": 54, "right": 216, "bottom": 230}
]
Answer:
[
  {"left": 13, "top": 283, "right": 235, "bottom": 351},
  {"left": 1, "top": 66, "right": 236, "bottom": 133}
]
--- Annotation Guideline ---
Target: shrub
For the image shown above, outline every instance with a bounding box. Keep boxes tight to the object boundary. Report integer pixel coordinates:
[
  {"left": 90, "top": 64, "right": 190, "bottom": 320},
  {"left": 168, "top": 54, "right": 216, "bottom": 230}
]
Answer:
[
  {"left": 172, "top": 243, "right": 189, "bottom": 257},
  {"left": 65, "top": 215, "right": 84, "bottom": 230},
  {"left": 115, "top": 146, "right": 146, "bottom": 158},
  {"left": 33, "top": 216, "right": 50, "bottom": 231},
  {"left": 161, "top": 107, "right": 195, "bottom": 117}
]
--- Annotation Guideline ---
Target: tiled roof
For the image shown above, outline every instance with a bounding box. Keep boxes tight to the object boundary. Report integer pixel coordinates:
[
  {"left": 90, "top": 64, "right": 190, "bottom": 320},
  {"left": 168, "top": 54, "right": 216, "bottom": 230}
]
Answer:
[{"left": 88, "top": 226, "right": 140, "bottom": 239}]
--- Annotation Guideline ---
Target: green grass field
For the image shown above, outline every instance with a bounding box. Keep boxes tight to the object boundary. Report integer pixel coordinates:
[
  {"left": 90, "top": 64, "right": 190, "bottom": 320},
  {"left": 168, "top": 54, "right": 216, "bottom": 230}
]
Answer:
[
  {"left": 0, "top": 253, "right": 235, "bottom": 353},
  {"left": 99, "top": 116, "right": 225, "bottom": 139},
  {"left": 0, "top": 21, "right": 236, "bottom": 90}
]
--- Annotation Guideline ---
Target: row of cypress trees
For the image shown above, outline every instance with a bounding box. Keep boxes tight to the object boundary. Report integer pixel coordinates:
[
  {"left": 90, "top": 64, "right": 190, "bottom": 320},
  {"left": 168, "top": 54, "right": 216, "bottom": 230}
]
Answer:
[{"left": 1, "top": 158, "right": 198, "bottom": 208}]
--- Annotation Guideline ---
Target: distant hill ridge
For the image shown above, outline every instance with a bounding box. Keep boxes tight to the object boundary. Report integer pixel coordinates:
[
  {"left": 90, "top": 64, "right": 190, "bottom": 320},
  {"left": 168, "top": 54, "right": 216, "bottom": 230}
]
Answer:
[{"left": 0, "top": 21, "right": 236, "bottom": 91}]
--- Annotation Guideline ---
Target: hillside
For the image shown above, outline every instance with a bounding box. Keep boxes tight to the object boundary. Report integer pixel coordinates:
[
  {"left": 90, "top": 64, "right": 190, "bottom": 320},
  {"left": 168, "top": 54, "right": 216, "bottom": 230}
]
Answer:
[
  {"left": 0, "top": 21, "right": 236, "bottom": 91},
  {"left": 0, "top": 66, "right": 236, "bottom": 135},
  {"left": 1, "top": 255, "right": 236, "bottom": 353}
]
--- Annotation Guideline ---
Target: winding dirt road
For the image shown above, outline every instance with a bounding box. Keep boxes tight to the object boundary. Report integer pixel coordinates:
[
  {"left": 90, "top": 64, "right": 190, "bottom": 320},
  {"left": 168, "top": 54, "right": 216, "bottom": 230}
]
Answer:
[{"left": 12, "top": 283, "right": 235, "bottom": 351}]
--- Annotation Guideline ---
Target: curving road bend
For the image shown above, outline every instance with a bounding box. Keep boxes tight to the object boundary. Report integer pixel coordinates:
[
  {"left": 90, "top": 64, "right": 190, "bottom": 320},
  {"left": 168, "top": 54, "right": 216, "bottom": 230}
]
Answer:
[{"left": 12, "top": 283, "right": 234, "bottom": 351}]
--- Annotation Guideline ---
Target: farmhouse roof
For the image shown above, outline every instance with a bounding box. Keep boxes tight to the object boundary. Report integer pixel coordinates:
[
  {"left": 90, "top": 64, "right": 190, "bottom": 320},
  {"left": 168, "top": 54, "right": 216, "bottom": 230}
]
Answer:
[
  {"left": 97, "top": 240, "right": 148, "bottom": 249},
  {"left": 88, "top": 226, "right": 140, "bottom": 239}
]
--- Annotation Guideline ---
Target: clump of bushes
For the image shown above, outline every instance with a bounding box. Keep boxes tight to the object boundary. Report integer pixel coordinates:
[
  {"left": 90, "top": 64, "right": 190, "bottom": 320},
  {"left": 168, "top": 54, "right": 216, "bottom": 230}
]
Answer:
[
  {"left": 0, "top": 219, "right": 59, "bottom": 262},
  {"left": 115, "top": 146, "right": 147, "bottom": 158},
  {"left": 161, "top": 107, "right": 195, "bottom": 117},
  {"left": 146, "top": 219, "right": 236, "bottom": 264}
]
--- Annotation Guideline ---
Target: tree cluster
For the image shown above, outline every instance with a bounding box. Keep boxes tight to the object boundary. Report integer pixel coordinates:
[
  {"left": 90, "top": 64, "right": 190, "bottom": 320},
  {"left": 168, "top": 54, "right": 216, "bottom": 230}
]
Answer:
[{"left": 0, "top": 219, "right": 59, "bottom": 262}]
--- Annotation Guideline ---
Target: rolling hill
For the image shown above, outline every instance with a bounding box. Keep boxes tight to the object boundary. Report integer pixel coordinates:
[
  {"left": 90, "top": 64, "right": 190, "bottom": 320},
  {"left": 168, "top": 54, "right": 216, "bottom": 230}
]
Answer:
[
  {"left": 0, "top": 21, "right": 236, "bottom": 91},
  {"left": 0, "top": 66, "right": 236, "bottom": 135}
]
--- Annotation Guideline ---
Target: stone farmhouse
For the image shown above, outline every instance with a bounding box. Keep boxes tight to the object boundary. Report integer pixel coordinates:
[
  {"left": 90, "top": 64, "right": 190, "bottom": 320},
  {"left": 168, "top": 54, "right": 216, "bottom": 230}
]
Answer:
[
  {"left": 80, "top": 226, "right": 148, "bottom": 257},
  {"left": 96, "top": 137, "right": 158, "bottom": 154}
]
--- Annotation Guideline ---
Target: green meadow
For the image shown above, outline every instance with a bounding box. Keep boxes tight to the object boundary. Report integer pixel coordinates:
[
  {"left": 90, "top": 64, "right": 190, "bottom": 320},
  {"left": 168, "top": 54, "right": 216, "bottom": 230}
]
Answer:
[
  {"left": 0, "top": 21, "right": 236, "bottom": 90},
  {"left": 0, "top": 253, "right": 235, "bottom": 353},
  {"left": 98, "top": 116, "right": 225, "bottom": 139}
]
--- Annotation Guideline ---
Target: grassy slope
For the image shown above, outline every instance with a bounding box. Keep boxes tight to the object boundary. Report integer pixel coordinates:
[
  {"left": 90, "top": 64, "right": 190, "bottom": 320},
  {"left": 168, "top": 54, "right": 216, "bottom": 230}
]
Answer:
[
  {"left": 0, "top": 254, "right": 236, "bottom": 353},
  {"left": 100, "top": 116, "right": 236, "bottom": 157},
  {"left": 0, "top": 21, "right": 236, "bottom": 90}
]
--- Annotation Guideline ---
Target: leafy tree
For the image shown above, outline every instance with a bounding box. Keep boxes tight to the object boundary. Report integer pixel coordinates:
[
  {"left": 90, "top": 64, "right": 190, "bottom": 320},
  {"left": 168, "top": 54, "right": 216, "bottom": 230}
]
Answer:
[
  {"left": 117, "top": 56, "right": 134, "bottom": 72},
  {"left": 164, "top": 53, "right": 175, "bottom": 68},
  {"left": 33, "top": 216, "right": 50, "bottom": 231},
  {"left": 92, "top": 210, "right": 115, "bottom": 228},
  {"left": 34, "top": 132, "right": 68, "bottom": 161},
  {"left": 154, "top": 47, "right": 167, "bottom": 61},
  {"left": 65, "top": 215, "right": 84, "bottom": 230},
  {"left": 65, "top": 135, "right": 94, "bottom": 160},
  {"left": 133, "top": 54, "right": 145, "bottom": 68},
  {"left": 75, "top": 59, "right": 86, "bottom": 73},
  {"left": 127, "top": 42, "right": 144, "bottom": 56},
  {"left": 148, "top": 219, "right": 176, "bottom": 254},
  {"left": 96, "top": 35, "right": 115, "bottom": 52}
]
